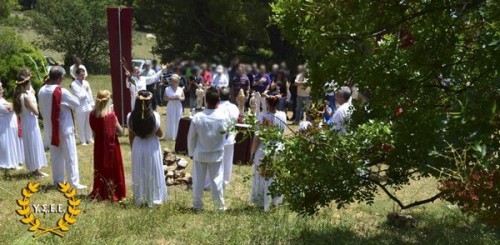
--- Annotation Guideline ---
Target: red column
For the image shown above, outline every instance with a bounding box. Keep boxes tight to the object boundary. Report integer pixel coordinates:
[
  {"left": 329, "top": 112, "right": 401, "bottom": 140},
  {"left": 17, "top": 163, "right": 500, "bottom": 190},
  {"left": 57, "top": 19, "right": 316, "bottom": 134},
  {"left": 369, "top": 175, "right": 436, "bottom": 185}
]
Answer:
[{"left": 107, "top": 7, "right": 133, "bottom": 125}]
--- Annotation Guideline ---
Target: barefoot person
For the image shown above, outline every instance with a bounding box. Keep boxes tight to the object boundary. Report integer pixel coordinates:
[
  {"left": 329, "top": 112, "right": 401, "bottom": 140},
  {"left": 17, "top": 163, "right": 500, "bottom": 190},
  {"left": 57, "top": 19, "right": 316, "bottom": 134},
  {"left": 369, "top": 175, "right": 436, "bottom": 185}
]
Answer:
[
  {"left": 13, "top": 68, "right": 48, "bottom": 177},
  {"left": 127, "top": 90, "right": 167, "bottom": 206},
  {"left": 188, "top": 87, "right": 230, "bottom": 211},
  {"left": 38, "top": 66, "right": 87, "bottom": 189},
  {"left": 89, "top": 90, "right": 126, "bottom": 201},
  {"left": 0, "top": 82, "right": 24, "bottom": 171}
]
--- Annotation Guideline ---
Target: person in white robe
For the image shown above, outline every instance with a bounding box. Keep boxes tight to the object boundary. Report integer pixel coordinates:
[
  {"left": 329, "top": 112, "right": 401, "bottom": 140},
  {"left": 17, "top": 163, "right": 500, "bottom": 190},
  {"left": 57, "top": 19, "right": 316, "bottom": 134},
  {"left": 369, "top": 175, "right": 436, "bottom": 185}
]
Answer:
[
  {"left": 0, "top": 82, "right": 24, "bottom": 170},
  {"left": 204, "top": 87, "right": 239, "bottom": 189},
  {"left": 69, "top": 57, "right": 88, "bottom": 79},
  {"left": 13, "top": 70, "right": 48, "bottom": 177},
  {"left": 330, "top": 86, "right": 353, "bottom": 135},
  {"left": 38, "top": 66, "right": 86, "bottom": 189},
  {"left": 70, "top": 68, "right": 94, "bottom": 145},
  {"left": 250, "top": 96, "right": 287, "bottom": 211},
  {"left": 125, "top": 65, "right": 165, "bottom": 110},
  {"left": 127, "top": 90, "right": 167, "bottom": 207},
  {"left": 163, "top": 74, "right": 185, "bottom": 140},
  {"left": 188, "top": 87, "right": 229, "bottom": 211}
]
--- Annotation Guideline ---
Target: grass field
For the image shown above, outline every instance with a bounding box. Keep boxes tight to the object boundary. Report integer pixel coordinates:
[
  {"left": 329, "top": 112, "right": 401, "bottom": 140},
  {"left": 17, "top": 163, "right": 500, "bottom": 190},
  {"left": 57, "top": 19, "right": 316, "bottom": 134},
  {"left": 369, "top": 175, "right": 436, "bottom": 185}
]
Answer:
[{"left": 0, "top": 77, "right": 498, "bottom": 244}]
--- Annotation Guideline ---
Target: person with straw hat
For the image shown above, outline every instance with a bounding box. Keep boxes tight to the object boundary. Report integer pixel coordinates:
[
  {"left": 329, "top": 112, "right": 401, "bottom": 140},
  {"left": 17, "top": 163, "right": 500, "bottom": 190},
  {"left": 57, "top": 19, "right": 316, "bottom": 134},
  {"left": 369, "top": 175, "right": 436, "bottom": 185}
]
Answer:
[
  {"left": 13, "top": 68, "right": 48, "bottom": 177},
  {"left": 127, "top": 90, "right": 167, "bottom": 207},
  {"left": 89, "top": 90, "right": 126, "bottom": 202}
]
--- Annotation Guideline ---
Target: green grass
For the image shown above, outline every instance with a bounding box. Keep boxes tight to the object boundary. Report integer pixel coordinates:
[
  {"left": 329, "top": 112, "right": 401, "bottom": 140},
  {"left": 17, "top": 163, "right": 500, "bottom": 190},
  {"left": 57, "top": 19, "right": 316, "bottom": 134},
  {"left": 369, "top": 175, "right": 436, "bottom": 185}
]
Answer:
[{"left": 0, "top": 76, "right": 498, "bottom": 244}]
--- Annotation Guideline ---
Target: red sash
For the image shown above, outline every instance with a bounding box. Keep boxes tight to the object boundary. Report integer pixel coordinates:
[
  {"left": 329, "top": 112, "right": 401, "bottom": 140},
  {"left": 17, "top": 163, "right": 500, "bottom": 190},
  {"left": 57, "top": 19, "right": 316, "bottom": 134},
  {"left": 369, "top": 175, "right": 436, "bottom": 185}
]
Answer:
[
  {"left": 17, "top": 116, "right": 22, "bottom": 138},
  {"left": 51, "top": 86, "right": 62, "bottom": 146}
]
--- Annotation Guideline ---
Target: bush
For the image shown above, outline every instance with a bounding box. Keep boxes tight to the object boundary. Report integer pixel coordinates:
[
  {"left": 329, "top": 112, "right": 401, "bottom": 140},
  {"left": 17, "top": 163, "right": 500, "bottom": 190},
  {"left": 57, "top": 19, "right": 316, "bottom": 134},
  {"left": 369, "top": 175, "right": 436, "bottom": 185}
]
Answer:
[{"left": 0, "top": 29, "right": 45, "bottom": 98}]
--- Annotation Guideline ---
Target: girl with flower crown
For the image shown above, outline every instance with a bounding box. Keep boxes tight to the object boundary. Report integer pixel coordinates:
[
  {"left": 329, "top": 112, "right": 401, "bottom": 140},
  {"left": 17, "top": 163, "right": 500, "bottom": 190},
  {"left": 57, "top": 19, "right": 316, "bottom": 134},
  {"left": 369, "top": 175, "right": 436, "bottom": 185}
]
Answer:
[{"left": 89, "top": 90, "right": 126, "bottom": 201}]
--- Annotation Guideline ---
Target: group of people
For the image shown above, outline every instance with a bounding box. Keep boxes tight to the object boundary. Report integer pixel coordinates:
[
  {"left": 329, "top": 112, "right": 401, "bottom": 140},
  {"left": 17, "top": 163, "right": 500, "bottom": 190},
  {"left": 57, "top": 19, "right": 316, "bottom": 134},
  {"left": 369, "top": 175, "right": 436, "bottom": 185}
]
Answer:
[{"left": 0, "top": 55, "right": 354, "bottom": 211}]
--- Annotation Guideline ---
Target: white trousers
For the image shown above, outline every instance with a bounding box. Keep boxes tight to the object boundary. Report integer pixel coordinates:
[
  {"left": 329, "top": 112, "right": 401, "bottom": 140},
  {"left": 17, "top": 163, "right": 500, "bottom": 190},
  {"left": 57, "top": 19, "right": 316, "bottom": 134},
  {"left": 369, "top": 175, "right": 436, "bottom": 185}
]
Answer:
[
  {"left": 192, "top": 160, "right": 225, "bottom": 210},
  {"left": 205, "top": 144, "right": 234, "bottom": 189},
  {"left": 49, "top": 133, "right": 81, "bottom": 187},
  {"left": 76, "top": 111, "right": 93, "bottom": 144}
]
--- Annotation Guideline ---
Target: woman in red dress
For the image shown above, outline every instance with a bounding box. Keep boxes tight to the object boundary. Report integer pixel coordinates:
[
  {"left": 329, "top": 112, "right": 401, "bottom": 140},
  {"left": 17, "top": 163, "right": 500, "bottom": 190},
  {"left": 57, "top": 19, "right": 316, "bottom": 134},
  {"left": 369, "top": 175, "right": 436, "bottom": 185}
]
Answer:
[{"left": 89, "top": 90, "right": 126, "bottom": 201}]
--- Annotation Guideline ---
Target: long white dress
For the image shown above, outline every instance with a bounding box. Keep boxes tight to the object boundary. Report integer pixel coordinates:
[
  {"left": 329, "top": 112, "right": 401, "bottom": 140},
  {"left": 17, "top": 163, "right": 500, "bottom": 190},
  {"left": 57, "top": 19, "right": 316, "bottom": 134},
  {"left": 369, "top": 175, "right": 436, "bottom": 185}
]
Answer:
[
  {"left": 20, "top": 92, "right": 47, "bottom": 171},
  {"left": 128, "top": 112, "right": 167, "bottom": 206},
  {"left": 250, "top": 110, "right": 287, "bottom": 211},
  {"left": 0, "top": 98, "right": 24, "bottom": 169},
  {"left": 164, "top": 86, "right": 184, "bottom": 140}
]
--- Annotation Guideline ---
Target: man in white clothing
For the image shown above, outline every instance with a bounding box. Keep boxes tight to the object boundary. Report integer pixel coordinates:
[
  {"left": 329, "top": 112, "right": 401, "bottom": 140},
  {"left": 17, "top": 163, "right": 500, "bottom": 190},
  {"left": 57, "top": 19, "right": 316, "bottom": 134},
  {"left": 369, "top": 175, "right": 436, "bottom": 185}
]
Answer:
[
  {"left": 69, "top": 57, "right": 88, "bottom": 79},
  {"left": 204, "top": 87, "right": 239, "bottom": 190},
  {"left": 70, "top": 68, "right": 94, "bottom": 145},
  {"left": 188, "top": 87, "right": 229, "bottom": 211},
  {"left": 38, "top": 66, "right": 87, "bottom": 189},
  {"left": 212, "top": 65, "right": 229, "bottom": 89},
  {"left": 331, "top": 86, "right": 353, "bottom": 134},
  {"left": 125, "top": 65, "right": 165, "bottom": 109}
]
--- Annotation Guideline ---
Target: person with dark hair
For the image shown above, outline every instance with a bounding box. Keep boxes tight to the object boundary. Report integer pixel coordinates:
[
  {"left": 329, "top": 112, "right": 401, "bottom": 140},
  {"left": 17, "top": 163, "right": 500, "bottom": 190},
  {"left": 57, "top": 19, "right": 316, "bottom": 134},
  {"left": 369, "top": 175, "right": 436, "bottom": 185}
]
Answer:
[
  {"left": 89, "top": 90, "right": 126, "bottom": 202},
  {"left": 230, "top": 65, "right": 250, "bottom": 103},
  {"left": 13, "top": 68, "right": 48, "bottom": 177},
  {"left": 253, "top": 64, "right": 272, "bottom": 114},
  {"left": 38, "top": 66, "right": 87, "bottom": 189},
  {"left": 127, "top": 90, "right": 167, "bottom": 207},
  {"left": 188, "top": 67, "right": 204, "bottom": 109},
  {"left": 250, "top": 95, "right": 287, "bottom": 211},
  {"left": 70, "top": 68, "right": 94, "bottom": 145},
  {"left": 70, "top": 57, "right": 88, "bottom": 79},
  {"left": 188, "top": 87, "right": 230, "bottom": 211},
  {"left": 0, "top": 80, "right": 24, "bottom": 171}
]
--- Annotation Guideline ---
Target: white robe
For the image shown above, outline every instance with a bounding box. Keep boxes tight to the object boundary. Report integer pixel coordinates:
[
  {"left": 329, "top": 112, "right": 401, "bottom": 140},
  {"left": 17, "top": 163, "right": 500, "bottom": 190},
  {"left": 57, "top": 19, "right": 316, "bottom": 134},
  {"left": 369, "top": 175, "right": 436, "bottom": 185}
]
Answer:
[
  {"left": 20, "top": 92, "right": 47, "bottom": 171},
  {"left": 38, "top": 84, "right": 82, "bottom": 187},
  {"left": 128, "top": 112, "right": 167, "bottom": 206},
  {"left": 70, "top": 64, "right": 88, "bottom": 79},
  {"left": 70, "top": 80, "right": 94, "bottom": 143},
  {"left": 127, "top": 70, "right": 163, "bottom": 109},
  {"left": 188, "top": 109, "right": 229, "bottom": 210},
  {"left": 0, "top": 98, "right": 24, "bottom": 169},
  {"left": 212, "top": 73, "right": 229, "bottom": 88},
  {"left": 250, "top": 111, "right": 287, "bottom": 211},
  {"left": 331, "top": 101, "right": 353, "bottom": 134},
  {"left": 164, "top": 86, "right": 184, "bottom": 140}
]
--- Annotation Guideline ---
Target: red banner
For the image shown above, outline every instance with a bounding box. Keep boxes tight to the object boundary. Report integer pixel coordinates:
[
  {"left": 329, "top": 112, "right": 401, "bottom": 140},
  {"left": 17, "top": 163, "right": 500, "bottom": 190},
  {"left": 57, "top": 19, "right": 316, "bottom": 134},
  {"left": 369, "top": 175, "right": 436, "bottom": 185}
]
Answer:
[{"left": 107, "top": 7, "right": 133, "bottom": 125}]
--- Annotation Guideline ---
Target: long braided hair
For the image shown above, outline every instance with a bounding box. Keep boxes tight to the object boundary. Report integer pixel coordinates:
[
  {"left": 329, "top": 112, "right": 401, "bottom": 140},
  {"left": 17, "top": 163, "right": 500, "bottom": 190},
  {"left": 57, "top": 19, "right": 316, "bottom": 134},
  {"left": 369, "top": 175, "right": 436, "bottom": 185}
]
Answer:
[{"left": 129, "top": 90, "right": 156, "bottom": 138}]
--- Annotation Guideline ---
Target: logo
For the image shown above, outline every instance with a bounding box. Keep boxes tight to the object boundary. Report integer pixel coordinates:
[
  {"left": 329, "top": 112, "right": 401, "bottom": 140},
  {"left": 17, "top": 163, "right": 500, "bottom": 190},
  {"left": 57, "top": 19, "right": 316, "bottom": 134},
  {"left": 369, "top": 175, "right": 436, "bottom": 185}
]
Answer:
[{"left": 16, "top": 182, "right": 81, "bottom": 238}]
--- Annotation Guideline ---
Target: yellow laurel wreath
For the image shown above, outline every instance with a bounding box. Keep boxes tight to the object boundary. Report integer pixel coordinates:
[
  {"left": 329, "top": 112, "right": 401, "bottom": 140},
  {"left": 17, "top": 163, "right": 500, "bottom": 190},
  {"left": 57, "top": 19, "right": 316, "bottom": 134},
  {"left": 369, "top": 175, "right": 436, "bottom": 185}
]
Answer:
[{"left": 16, "top": 182, "right": 81, "bottom": 237}]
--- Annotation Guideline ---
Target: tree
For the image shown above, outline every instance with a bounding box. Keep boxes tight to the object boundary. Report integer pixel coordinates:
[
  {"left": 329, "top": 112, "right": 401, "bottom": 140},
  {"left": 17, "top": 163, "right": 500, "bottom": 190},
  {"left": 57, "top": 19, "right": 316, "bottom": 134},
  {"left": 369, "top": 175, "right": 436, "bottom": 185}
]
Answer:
[
  {"left": 131, "top": 0, "right": 301, "bottom": 65},
  {"left": 267, "top": 0, "right": 499, "bottom": 223},
  {"left": 30, "top": 0, "right": 118, "bottom": 73}
]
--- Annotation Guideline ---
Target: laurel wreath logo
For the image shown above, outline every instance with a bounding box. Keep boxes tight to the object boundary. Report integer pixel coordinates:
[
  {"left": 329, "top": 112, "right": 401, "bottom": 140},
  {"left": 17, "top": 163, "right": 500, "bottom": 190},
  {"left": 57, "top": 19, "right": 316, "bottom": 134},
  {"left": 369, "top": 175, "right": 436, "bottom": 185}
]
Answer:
[{"left": 16, "top": 182, "right": 81, "bottom": 237}]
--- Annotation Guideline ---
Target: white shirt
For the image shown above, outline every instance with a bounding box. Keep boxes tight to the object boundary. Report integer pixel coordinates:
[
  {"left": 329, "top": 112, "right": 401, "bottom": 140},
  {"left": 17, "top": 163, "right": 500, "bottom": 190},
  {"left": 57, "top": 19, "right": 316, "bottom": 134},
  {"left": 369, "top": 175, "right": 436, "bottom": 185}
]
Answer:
[
  {"left": 69, "top": 64, "right": 88, "bottom": 79},
  {"left": 70, "top": 80, "right": 94, "bottom": 113},
  {"left": 212, "top": 73, "right": 229, "bottom": 88},
  {"left": 217, "top": 101, "right": 239, "bottom": 145},
  {"left": 295, "top": 73, "right": 310, "bottom": 97},
  {"left": 188, "top": 109, "right": 230, "bottom": 163},
  {"left": 331, "top": 101, "right": 353, "bottom": 134},
  {"left": 127, "top": 70, "right": 163, "bottom": 91},
  {"left": 38, "top": 84, "right": 80, "bottom": 140},
  {"left": 140, "top": 68, "right": 156, "bottom": 77}
]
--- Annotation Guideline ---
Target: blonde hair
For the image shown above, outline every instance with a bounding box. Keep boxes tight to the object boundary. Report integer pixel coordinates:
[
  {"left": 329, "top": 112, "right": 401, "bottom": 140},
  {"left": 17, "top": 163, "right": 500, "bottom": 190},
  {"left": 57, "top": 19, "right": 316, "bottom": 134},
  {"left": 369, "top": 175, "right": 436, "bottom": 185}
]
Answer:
[{"left": 93, "top": 90, "right": 112, "bottom": 118}]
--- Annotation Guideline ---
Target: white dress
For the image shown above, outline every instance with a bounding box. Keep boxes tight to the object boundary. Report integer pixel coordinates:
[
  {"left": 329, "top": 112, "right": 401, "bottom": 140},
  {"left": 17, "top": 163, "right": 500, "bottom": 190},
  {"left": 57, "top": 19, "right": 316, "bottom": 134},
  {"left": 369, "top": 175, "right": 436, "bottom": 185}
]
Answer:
[
  {"left": 0, "top": 98, "right": 24, "bottom": 169},
  {"left": 250, "top": 111, "right": 287, "bottom": 211},
  {"left": 128, "top": 112, "right": 167, "bottom": 206},
  {"left": 164, "top": 86, "right": 184, "bottom": 140},
  {"left": 20, "top": 92, "right": 47, "bottom": 171}
]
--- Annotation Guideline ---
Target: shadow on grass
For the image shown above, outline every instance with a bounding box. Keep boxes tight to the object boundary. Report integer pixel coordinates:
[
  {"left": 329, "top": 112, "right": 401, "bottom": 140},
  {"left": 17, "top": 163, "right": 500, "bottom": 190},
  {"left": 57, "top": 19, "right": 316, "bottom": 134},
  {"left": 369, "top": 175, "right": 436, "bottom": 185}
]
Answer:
[
  {"left": 292, "top": 213, "right": 499, "bottom": 244},
  {"left": 1, "top": 171, "right": 34, "bottom": 181}
]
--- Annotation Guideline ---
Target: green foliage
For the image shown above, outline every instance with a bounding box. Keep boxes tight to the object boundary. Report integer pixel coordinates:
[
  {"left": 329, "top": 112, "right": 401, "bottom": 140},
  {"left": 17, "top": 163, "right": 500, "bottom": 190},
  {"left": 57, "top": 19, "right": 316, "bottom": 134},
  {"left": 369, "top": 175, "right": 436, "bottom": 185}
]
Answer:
[
  {"left": 0, "top": 29, "right": 45, "bottom": 98},
  {"left": 270, "top": 0, "right": 500, "bottom": 219},
  {"left": 132, "top": 0, "right": 291, "bottom": 64},
  {"left": 29, "top": 0, "right": 119, "bottom": 73}
]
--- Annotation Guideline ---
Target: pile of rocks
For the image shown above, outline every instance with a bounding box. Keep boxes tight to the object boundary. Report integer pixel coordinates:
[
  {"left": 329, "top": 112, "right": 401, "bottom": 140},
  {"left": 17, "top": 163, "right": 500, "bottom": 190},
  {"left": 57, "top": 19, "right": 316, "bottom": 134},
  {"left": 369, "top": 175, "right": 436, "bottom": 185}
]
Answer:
[{"left": 163, "top": 148, "right": 192, "bottom": 186}]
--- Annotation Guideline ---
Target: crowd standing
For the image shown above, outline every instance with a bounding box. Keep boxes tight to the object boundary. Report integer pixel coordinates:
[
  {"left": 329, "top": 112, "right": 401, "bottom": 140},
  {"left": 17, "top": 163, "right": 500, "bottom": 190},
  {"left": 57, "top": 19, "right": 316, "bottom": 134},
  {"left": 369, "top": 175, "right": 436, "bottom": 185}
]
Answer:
[{"left": 0, "top": 56, "right": 354, "bottom": 211}]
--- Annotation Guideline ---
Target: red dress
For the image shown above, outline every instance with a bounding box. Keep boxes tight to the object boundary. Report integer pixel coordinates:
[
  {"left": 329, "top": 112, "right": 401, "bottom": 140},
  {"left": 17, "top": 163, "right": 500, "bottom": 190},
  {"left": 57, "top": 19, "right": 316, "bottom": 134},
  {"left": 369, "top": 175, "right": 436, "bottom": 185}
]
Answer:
[{"left": 89, "top": 111, "right": 126, "bottom": 201}]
